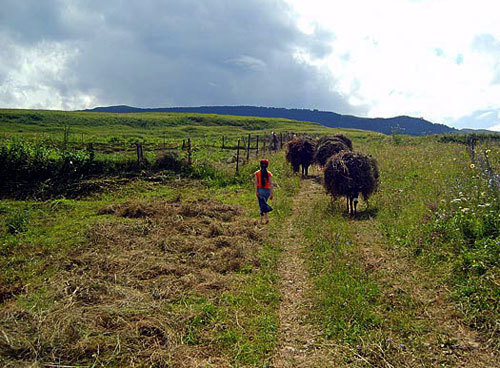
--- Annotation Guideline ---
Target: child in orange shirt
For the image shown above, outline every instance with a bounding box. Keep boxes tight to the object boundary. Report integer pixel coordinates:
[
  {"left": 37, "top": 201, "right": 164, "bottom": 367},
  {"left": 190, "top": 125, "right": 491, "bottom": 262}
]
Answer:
[{"left": 254, "top": 158, "right": 273, "bottom": 224}]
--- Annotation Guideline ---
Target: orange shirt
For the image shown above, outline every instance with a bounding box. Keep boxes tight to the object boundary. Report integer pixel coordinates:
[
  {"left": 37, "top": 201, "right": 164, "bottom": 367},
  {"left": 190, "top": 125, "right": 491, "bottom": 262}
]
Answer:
[{"left": 255, "top": 170, "right": 272, "bottom": 189}]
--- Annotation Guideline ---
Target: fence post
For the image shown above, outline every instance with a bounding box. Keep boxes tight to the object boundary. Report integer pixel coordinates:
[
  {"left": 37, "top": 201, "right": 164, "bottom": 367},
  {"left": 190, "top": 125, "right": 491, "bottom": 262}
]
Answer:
[
  {"left": 187, "top": 138, "right": 192, "bottom": 165},
  {"left": 256, "top": 136, "right": 259, "bottom": 157},
  {"left": 246, "top": 134, "right": 251, "bottom": 162},
  {"left": 136, "top": 143, "right": 143, "bottom": 164},
  {"left": 236, "top": 139, "right": 241, "bottom": 175}
]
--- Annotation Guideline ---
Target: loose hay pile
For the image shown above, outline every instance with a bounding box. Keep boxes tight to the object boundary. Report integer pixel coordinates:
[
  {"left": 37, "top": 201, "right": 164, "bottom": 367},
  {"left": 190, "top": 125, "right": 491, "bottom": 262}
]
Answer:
[
  {"left": 286, "top": 137, "right": 316, "bottom": 176},
  {"left": 0, "top": 198, "right": 262, "bottom": 367},
  {"left": 324, "top": 151, "right": 379, "bottom": 213}
]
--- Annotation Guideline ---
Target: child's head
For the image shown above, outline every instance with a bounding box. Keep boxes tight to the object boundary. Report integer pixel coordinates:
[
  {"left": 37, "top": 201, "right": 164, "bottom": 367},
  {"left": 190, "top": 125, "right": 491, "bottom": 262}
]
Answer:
[{"left": 260, "top": 158, "right": 269, "bottom": 169}]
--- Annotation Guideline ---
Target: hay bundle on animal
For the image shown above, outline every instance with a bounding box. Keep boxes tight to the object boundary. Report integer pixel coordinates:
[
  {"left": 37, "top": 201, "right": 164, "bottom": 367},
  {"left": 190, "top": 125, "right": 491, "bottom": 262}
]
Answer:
[
  {"left": 285, "top": 137, "right": 316, "bottom": 176},
  {"left": 314, "top": 137, "right": 351, "bottom": 167},
  {"left": 317, "top": 134, "right": 353, "bottom": 150},
  {"left": 324, "top": 151, "right": 379, "bottom": 215}
]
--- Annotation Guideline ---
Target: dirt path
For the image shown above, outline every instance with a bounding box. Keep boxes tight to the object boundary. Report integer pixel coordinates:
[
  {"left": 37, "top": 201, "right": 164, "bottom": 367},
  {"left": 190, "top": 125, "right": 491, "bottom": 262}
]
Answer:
[{"left": 271, "top": 175, "right": 342, "bottom": 368}]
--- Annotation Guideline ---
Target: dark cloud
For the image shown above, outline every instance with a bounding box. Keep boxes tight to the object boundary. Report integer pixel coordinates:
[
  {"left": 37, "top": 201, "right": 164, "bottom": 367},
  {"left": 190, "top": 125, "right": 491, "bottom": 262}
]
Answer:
[{"left": 0, "top": 0, "right": 365, "bottom": 115}]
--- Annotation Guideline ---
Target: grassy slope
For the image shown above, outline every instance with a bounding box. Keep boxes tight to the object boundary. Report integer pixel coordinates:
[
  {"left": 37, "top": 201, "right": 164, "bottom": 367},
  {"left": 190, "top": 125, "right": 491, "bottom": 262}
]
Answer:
[{"left": 0, "top": 108, "right": 374, "bottom": 143}]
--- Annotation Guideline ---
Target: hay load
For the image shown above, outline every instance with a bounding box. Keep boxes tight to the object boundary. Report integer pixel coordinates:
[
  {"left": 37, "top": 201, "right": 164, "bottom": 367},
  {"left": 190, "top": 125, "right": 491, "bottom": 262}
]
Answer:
[
  {"left": 317, "top": 134, "right": 353, "bottom": 150},
  {"left": 286, "top": 137, "right": 316, "bottom": 176},
  {"left": 314, "top": 138, "right": 350, "bottom": 167},
  {"left": 324, "top": 151, "right": 379, "bottom": 215}
]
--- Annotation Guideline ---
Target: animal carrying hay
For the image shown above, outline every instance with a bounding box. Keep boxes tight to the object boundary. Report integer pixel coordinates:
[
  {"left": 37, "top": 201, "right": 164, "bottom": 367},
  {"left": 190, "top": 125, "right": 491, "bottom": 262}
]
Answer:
[
  {"left": 324, "top": 151, "right": 379, "bottom": 200},
  {"left": 286, "top": 137, "right": 316, "bottom": 173},
  {"left": 314, "top": 138, "right": 350, "bottom": 167}
]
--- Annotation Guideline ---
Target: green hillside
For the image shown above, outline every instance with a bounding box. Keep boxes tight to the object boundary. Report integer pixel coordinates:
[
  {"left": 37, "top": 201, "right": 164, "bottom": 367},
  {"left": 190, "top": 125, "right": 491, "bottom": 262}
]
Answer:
[{"left": 0, "top": 108, "right": 375, "bottom": 142}]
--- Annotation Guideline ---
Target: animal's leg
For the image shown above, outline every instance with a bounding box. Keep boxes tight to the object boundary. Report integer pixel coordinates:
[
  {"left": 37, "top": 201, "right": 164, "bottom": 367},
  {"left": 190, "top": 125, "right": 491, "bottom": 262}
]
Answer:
[
  {"left": 346, "top": 197, "right": 350, "bottom": 213},
  {"left": 353, "top": 197, "right": 358, "bottom": 216}
]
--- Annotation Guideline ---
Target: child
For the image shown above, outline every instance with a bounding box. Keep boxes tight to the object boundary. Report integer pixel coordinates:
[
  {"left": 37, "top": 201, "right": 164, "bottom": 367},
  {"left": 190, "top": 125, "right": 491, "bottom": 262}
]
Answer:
[{"left": 254, "top": 158, "right": 273, "bottom": 224}]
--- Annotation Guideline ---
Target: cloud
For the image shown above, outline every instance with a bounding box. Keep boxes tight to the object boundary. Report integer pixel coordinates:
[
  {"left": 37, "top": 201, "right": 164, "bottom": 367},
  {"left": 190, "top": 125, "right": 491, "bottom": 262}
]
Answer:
[
  {"left": 284, "top": 0, "right": 500, "bottom": 128},
  {"left": 225, "top": 55, "right": 267, "bottom": 72},
  {"left": 0, "top": 0, "right": 363, "bottom": 115},
  {"left": 488, "top": 124, "right": 500, "bottom": 132},
  {"left": 454, "top": 108, "right": 500, "bottom": 130}
]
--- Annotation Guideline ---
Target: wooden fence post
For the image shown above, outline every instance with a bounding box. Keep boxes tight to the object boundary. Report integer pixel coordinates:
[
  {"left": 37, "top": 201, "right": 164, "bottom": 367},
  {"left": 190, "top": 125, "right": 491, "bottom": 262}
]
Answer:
[
  {"left": 187, "top": 138, "right": 192, "bottom": 165},
  {"left": 246, "top": 134, "right": 251, "bottom": 162},
  {"left": 136, "top": 143, "right": 143, "bottom": 164},
  {"left": 236, "top": 139, "right": 241, "bottom": 175}
]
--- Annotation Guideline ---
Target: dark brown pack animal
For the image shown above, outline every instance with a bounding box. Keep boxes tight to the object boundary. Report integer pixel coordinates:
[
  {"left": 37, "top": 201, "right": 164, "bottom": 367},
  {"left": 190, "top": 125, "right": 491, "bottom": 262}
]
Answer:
[
  {"left": 286, "top": 137, "right": 315, "bottom": 177},
  {"left": 324, "top": 151, "right": 379, "bottom": 215}
]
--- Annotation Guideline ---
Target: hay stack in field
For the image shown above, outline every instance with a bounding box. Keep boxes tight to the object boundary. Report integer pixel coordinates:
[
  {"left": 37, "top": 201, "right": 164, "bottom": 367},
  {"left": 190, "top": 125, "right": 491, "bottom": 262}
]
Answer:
[
  {"left": 314, "top": 138, "right": 350, "bottom": 167},
  {"left": 286, "top": 137, "right": 316, "bottom": 176},
  {"left": 324, "top": 151, "right": 379, "bottom": 215}
]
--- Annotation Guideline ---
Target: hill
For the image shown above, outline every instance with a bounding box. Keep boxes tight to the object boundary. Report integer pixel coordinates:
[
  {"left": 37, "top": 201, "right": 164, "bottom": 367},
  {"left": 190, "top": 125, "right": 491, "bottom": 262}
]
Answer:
[
  {"left": 83, "top": 105, "right": 458, "bottom": 135},
  {"left": 1, "top": 108, "right": 357, "bottom": 142}
]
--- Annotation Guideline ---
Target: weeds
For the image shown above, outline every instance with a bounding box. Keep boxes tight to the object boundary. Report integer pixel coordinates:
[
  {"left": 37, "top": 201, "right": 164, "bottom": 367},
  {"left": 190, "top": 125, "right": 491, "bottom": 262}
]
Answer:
[{"left": 5, "top": 208, "right": 30, "bottom": 234}]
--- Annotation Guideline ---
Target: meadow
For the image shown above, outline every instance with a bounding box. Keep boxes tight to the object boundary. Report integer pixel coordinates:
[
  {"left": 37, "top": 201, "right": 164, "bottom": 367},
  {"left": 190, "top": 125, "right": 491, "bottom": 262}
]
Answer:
[{"left": 0, "top": 109, "right": 498, "bottom": 367}]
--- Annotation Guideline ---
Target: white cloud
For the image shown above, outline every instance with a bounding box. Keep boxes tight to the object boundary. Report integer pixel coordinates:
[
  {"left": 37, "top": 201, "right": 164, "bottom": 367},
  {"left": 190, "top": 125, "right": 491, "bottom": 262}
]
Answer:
[
  {"left": 488, "top": 123, "right": 500, "bottom": 131},
  {"left": 285, "top": 0, "right": 500, "bottom": 128},
  {"left": 0, "top": 35, "right": 95, "bottom": 110}
]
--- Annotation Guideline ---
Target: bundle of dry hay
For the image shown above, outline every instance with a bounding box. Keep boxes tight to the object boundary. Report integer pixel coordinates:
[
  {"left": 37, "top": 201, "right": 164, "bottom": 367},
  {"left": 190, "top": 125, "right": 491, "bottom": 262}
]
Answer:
[
  {"left": 314, "top": 138, "right": 350, "bottom": 167},
  {"left": 286, "top": 137, "right": 316, "bottom": 176},
  {"left": 324, "top": 151, "right": 379, "bottom": 215},
  {"left": 317, "top": 134, "right": 353, "bottom": 150}
]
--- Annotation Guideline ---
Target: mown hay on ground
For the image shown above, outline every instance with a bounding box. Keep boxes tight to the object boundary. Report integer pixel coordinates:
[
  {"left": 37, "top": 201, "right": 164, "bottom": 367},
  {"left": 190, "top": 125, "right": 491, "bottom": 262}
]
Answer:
[{"left": 0, "top": 198, "right": 262, "bottom": 367}]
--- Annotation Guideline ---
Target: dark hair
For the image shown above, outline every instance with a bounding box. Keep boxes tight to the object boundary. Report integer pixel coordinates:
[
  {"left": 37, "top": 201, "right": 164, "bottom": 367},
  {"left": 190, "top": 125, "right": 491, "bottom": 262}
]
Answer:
[{"left": 260, "top": 161, "right": 269, "bottom": 187}]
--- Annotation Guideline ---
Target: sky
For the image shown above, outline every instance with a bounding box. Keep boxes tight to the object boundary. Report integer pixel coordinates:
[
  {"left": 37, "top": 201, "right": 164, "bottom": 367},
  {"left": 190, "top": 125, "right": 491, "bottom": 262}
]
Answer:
[{"left": 1, "top": 0, "right": 500, "bottom": 131}]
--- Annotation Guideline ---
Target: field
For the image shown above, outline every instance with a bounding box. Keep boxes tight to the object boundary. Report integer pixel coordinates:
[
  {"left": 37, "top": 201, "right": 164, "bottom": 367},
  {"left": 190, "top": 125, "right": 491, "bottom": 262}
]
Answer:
[{"left": 0, "top": 109, "right": 499, "bottom": 367}]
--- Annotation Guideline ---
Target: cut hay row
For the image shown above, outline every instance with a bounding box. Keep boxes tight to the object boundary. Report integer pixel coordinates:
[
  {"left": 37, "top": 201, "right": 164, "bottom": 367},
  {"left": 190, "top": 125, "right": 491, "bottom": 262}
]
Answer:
[{"left": 0, "top": 197, "right": 262, "bottom": 367}]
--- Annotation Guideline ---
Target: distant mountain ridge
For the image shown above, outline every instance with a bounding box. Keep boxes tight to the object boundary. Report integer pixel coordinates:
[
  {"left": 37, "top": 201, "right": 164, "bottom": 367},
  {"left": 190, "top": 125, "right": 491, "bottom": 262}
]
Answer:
[{"left": 82, "top": 105, "right": 458, "bottom": 135}]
